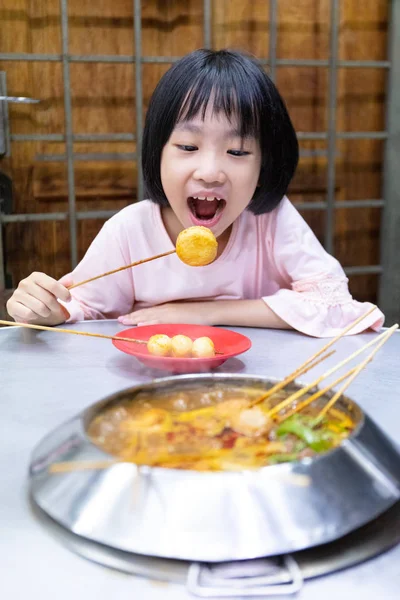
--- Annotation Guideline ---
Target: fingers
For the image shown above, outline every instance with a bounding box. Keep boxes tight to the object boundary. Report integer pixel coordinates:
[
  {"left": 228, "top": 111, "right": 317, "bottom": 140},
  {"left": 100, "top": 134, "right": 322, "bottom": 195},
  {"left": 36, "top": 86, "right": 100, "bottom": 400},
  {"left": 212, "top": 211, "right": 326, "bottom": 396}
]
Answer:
[
  {"left": 118, "top": 312, "right": 142, "bottom": 325},
  {"left": 118, "top": 304, "right": 188, "bottom": 326},
  {"left": 58, "top": 274, "right": 74, "bottom": 293},
  {"left": 6, "top": 271, "right": 71, "bottom": 324},
  {"left": 5, "top": 301, "right": 36, "bottom": 323},
  {"left": 18, "top": 272, "right": 71, "bottom": 302},
  {"left": 7, "top": 292, "right": 67, "bottom": 323},
  {"left": 118, "top": 310, "right": 159, "bottom": 326},
  {"left": 25, "top": 281, "right": 64, "bottom": 314},
  {"left": 33, "top": 272, "right": 72, "bottom": 302}
]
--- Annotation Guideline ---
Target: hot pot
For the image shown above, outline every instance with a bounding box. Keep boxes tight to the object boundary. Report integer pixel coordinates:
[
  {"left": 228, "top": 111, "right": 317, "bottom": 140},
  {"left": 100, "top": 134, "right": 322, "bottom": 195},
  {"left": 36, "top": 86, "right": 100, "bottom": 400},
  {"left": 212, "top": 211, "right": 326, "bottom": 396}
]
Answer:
[{"left": 29, "top": 374, "right": 400, "bottom": 564}]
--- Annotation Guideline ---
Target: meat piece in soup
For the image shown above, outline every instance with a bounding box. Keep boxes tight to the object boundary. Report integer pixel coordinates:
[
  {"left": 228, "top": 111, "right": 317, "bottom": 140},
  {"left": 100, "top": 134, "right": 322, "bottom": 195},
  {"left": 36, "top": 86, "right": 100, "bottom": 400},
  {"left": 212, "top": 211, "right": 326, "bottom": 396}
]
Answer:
[{"left": 87, "top": 383, "right": 356, "bottom": 471}]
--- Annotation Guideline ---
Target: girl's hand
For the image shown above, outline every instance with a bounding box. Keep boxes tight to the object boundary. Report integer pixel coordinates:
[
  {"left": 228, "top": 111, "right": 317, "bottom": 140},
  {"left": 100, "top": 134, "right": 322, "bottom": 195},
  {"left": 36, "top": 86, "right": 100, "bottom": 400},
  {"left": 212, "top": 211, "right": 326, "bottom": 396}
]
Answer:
[
  {"left": 6, "top": 272, "right": 72, "bottom": 326},
  {"left": 118, "top": 302, "right": 215, "bottom": 327},
  {"left": 118, "top": 299, "right": 292, "bottom": 330}
]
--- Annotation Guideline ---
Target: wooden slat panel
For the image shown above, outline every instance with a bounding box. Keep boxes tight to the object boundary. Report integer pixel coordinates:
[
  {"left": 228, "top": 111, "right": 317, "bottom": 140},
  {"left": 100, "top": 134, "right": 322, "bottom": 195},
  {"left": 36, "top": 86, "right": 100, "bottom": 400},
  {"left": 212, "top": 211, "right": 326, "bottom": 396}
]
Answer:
[
  {"left": 335, "top": 0, "right": 388, "bottom": 301},
  {"left": 213, "top": 0, "right": 270, "bottom": 56},
  {"left": 0, "top": 0, "right": 389, "bottom": 308},
  {"left": 277, "top": 0, "right": 330, "bottom": 59}
]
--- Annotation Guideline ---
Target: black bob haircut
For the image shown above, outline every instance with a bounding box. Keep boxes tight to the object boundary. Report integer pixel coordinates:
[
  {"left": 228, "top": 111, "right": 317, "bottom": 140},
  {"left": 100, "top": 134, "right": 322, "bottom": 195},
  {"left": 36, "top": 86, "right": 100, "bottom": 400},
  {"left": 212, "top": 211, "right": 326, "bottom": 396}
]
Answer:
[{"left": 142, "top": 49, "right": 299, "bottom": 215}]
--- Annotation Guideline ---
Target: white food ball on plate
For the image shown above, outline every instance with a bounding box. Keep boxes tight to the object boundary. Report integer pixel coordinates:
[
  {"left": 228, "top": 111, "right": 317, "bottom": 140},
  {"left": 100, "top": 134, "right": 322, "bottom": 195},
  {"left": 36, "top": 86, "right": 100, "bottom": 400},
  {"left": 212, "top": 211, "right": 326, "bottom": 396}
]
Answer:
[{"left": 192, "top": 336, "right": 215, "bottom": 358}]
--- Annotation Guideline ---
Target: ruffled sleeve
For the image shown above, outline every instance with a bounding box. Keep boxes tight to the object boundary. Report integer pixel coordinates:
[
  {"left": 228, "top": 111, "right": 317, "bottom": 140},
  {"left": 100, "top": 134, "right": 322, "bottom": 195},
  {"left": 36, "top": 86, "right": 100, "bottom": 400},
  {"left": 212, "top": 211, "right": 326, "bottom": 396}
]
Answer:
[{"left": 262, "top": 198, "right": 384, "bottom": 337}]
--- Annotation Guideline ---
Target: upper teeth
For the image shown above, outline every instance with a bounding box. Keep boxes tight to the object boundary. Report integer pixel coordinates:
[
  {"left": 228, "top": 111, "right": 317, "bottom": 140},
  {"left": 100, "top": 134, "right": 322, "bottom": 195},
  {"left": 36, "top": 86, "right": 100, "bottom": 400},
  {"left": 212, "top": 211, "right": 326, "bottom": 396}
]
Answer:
[{"left": 192, "top": 196, "right": 222, "bottom": 202}]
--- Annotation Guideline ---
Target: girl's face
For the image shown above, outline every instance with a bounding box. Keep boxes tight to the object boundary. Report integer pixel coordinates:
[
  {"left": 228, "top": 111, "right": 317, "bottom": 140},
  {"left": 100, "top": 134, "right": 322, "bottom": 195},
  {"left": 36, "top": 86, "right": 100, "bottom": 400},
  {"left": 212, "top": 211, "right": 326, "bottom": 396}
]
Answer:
[{"left": 160, "top": 106, "right": 262, "bottom": 240}]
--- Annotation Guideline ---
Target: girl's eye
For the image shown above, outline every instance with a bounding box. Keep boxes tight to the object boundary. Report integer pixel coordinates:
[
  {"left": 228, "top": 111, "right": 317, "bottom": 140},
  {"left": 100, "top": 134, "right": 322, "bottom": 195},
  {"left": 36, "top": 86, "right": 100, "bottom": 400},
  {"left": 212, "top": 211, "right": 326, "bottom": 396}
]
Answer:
[
  {"left": 228, "top": 149, "right": 251, "bottom": 157},
  {"left": 176, "top": 145, "right": 197, "bottom": 152}
]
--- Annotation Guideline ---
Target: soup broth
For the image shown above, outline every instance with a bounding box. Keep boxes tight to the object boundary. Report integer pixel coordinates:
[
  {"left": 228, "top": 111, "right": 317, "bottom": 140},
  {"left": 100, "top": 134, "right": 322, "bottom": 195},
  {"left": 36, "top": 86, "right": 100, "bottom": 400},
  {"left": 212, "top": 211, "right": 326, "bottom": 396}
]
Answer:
[{"left": 87, "top": 382, "right": 357, "bottom": 471}]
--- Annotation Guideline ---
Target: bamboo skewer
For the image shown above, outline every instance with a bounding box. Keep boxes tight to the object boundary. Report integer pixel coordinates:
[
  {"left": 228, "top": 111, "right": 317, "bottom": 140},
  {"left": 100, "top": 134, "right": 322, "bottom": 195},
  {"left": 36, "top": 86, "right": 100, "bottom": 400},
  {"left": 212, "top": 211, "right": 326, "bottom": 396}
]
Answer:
[
  {"left": 0, "top": 319, "right": 147, "bottom": 345},
  {"left": 275, "top": 367, "right": 358, "bottom": 423},
  {"left": 49, "top": 460, "right": 119, "bottom": 473},
  {"left": 313, "top": 325, "right": 399, "bottom": 424},
  {"left": 49, "top": 451, "right": 225, "bottom": 473},
  {"left": 68, "top": 250, "right": 176, "bottom": 289},
  {"left": 249, "top": 350, "right": 336, "bottom": 408},
  {"left": 250, "top": 305, "right": 377, "bottom": 408},
  {"left": 0, "top": 319, "right": 224, "bottom": 355},
  {"left": 267, "top": 324, "right": 399, "bottom": 419}
]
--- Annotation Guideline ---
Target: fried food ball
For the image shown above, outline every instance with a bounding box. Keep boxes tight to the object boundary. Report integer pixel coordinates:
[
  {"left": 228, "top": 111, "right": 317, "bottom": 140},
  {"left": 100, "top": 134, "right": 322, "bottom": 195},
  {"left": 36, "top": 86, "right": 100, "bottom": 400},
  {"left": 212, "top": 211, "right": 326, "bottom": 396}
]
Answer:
[
  {"left": 147, "top": 334, "right": 172, "bottom": 357},
  {"left": 176, "top": 226, "right": 218, "bottom": 267},
  {"left": 171, "top": 334, "right": 193, "bottom": 357},
  {"left": 192, "top": 336, "right": 216, "bottom": 358}
]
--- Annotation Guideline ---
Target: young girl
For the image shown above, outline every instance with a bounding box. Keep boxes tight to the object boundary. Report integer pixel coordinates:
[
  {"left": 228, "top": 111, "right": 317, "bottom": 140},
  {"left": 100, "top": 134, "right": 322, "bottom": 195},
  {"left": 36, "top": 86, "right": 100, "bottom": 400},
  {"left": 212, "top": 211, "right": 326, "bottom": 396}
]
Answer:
[{"left": 7, "top": 49, "right": 384, "bottom": 337}]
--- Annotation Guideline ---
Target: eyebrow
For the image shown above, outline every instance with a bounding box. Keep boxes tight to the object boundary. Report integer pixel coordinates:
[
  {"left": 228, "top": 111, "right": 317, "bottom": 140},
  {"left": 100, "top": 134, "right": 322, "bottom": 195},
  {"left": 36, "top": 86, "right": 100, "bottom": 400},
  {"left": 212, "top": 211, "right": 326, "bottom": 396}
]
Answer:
[{"left": 174, "top": 121, "right": 252, "bottom": 140}]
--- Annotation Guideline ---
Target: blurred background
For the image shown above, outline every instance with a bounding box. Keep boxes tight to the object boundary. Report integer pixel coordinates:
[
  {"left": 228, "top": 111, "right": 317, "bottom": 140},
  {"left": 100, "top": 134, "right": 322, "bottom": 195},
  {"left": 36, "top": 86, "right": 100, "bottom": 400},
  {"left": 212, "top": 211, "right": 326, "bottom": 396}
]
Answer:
[{"left": 0, "top": 0, "right": 398, "bottom": 323}]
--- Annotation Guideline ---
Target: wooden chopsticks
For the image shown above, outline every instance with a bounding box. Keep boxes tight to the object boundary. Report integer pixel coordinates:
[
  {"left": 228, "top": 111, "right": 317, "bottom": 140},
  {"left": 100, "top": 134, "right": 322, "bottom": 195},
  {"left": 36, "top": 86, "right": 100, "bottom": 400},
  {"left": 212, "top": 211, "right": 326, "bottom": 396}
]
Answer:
[
  {"left": 0, "top": 319, "right": 147, "bottom": 344},
  {"left": 68, "top": 249, "right": 176, "bottom": 290}
]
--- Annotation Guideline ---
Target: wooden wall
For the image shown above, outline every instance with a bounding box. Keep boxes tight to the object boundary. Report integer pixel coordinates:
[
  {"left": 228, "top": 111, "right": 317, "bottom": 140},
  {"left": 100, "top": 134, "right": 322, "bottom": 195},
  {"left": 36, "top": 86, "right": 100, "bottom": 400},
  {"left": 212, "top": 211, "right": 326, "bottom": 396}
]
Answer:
[{"left": 0, "top": 0, "right": 389, "bottom": 307}]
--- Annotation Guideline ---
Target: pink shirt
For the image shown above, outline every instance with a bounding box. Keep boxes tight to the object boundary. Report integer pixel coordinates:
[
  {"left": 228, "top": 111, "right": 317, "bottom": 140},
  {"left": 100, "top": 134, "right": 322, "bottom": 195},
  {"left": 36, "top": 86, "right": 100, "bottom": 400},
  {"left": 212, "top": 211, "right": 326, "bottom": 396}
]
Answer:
[{"left": 62, "top": 197, "right": 384, "bottom": 337}]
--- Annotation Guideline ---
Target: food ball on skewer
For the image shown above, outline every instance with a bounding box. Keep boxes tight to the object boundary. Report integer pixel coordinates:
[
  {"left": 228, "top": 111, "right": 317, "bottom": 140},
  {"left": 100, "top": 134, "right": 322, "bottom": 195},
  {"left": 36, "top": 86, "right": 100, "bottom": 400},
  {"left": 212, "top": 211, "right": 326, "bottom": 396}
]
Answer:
[
  {"left": 192, "top": 336, "right": 215, "bottom": 358},
  {"left": 176, "top": 226, "right": 218, "bottom": 267},
  {"left": 147, "top": 334, "right": 172, "bottom": 357},
  {"left": 146, "top": 332, "right": 216, "bottom": 359},
  {"left": 171, "top": 334, "right": 193, "bottom": 357}
]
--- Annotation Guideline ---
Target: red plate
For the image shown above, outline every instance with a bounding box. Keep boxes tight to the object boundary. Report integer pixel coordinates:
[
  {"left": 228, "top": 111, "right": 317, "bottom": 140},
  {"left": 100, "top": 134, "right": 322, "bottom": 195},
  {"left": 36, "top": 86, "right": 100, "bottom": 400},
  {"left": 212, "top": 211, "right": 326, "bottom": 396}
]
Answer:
[{"left": 112, "top": 323, "right": 251, "bottom": 373}]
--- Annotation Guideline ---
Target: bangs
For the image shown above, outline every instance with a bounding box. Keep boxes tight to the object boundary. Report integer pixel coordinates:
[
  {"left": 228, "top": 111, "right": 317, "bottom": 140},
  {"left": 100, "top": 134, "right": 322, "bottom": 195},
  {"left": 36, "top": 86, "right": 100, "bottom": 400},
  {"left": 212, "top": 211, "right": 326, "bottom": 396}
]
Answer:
[
  {"left": 142, "top": 49, "right": 299, "bottom": 214},
  {"left": 176, "top": 67, "right": 261, "bottom": 140}
]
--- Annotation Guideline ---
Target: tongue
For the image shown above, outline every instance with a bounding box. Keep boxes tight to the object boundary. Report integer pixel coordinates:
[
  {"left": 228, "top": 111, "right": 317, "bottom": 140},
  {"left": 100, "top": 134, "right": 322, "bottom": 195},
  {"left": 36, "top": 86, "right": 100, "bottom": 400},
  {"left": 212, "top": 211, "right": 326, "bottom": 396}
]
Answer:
[{"left": 193, "top": 198, "right": 219, "bottom": 219}]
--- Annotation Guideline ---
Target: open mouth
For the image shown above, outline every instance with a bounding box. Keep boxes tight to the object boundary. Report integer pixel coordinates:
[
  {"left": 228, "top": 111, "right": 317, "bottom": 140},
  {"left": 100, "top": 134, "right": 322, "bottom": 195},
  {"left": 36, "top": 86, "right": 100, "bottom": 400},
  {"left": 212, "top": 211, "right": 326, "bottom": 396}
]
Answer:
[{"left": 187, "top": 196, "right": 226, "bottom": 224}]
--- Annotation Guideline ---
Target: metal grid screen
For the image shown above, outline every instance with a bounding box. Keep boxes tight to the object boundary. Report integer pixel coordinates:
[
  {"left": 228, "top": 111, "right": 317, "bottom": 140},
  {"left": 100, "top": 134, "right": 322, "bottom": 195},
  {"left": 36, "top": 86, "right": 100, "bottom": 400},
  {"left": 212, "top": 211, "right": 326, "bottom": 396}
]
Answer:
[{"left": 0, "top": 0, "right": 398, "bottom": 320}]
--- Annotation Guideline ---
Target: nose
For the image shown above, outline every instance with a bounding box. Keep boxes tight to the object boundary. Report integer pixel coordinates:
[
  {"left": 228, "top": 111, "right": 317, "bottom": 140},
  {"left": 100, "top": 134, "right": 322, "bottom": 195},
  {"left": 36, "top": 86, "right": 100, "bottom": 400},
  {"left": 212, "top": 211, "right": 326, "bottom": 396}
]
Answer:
[{"left": 193, "top": 153, "right": 226, "bottom": 185}]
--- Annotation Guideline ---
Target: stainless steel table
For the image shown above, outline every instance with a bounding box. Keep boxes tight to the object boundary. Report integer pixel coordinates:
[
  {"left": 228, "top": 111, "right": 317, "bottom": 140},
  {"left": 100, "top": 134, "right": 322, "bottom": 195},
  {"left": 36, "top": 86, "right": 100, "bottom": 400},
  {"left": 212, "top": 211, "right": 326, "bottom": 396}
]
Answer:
[{"left": 1, "top": 321, "right": 399, "bottom": 599}]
